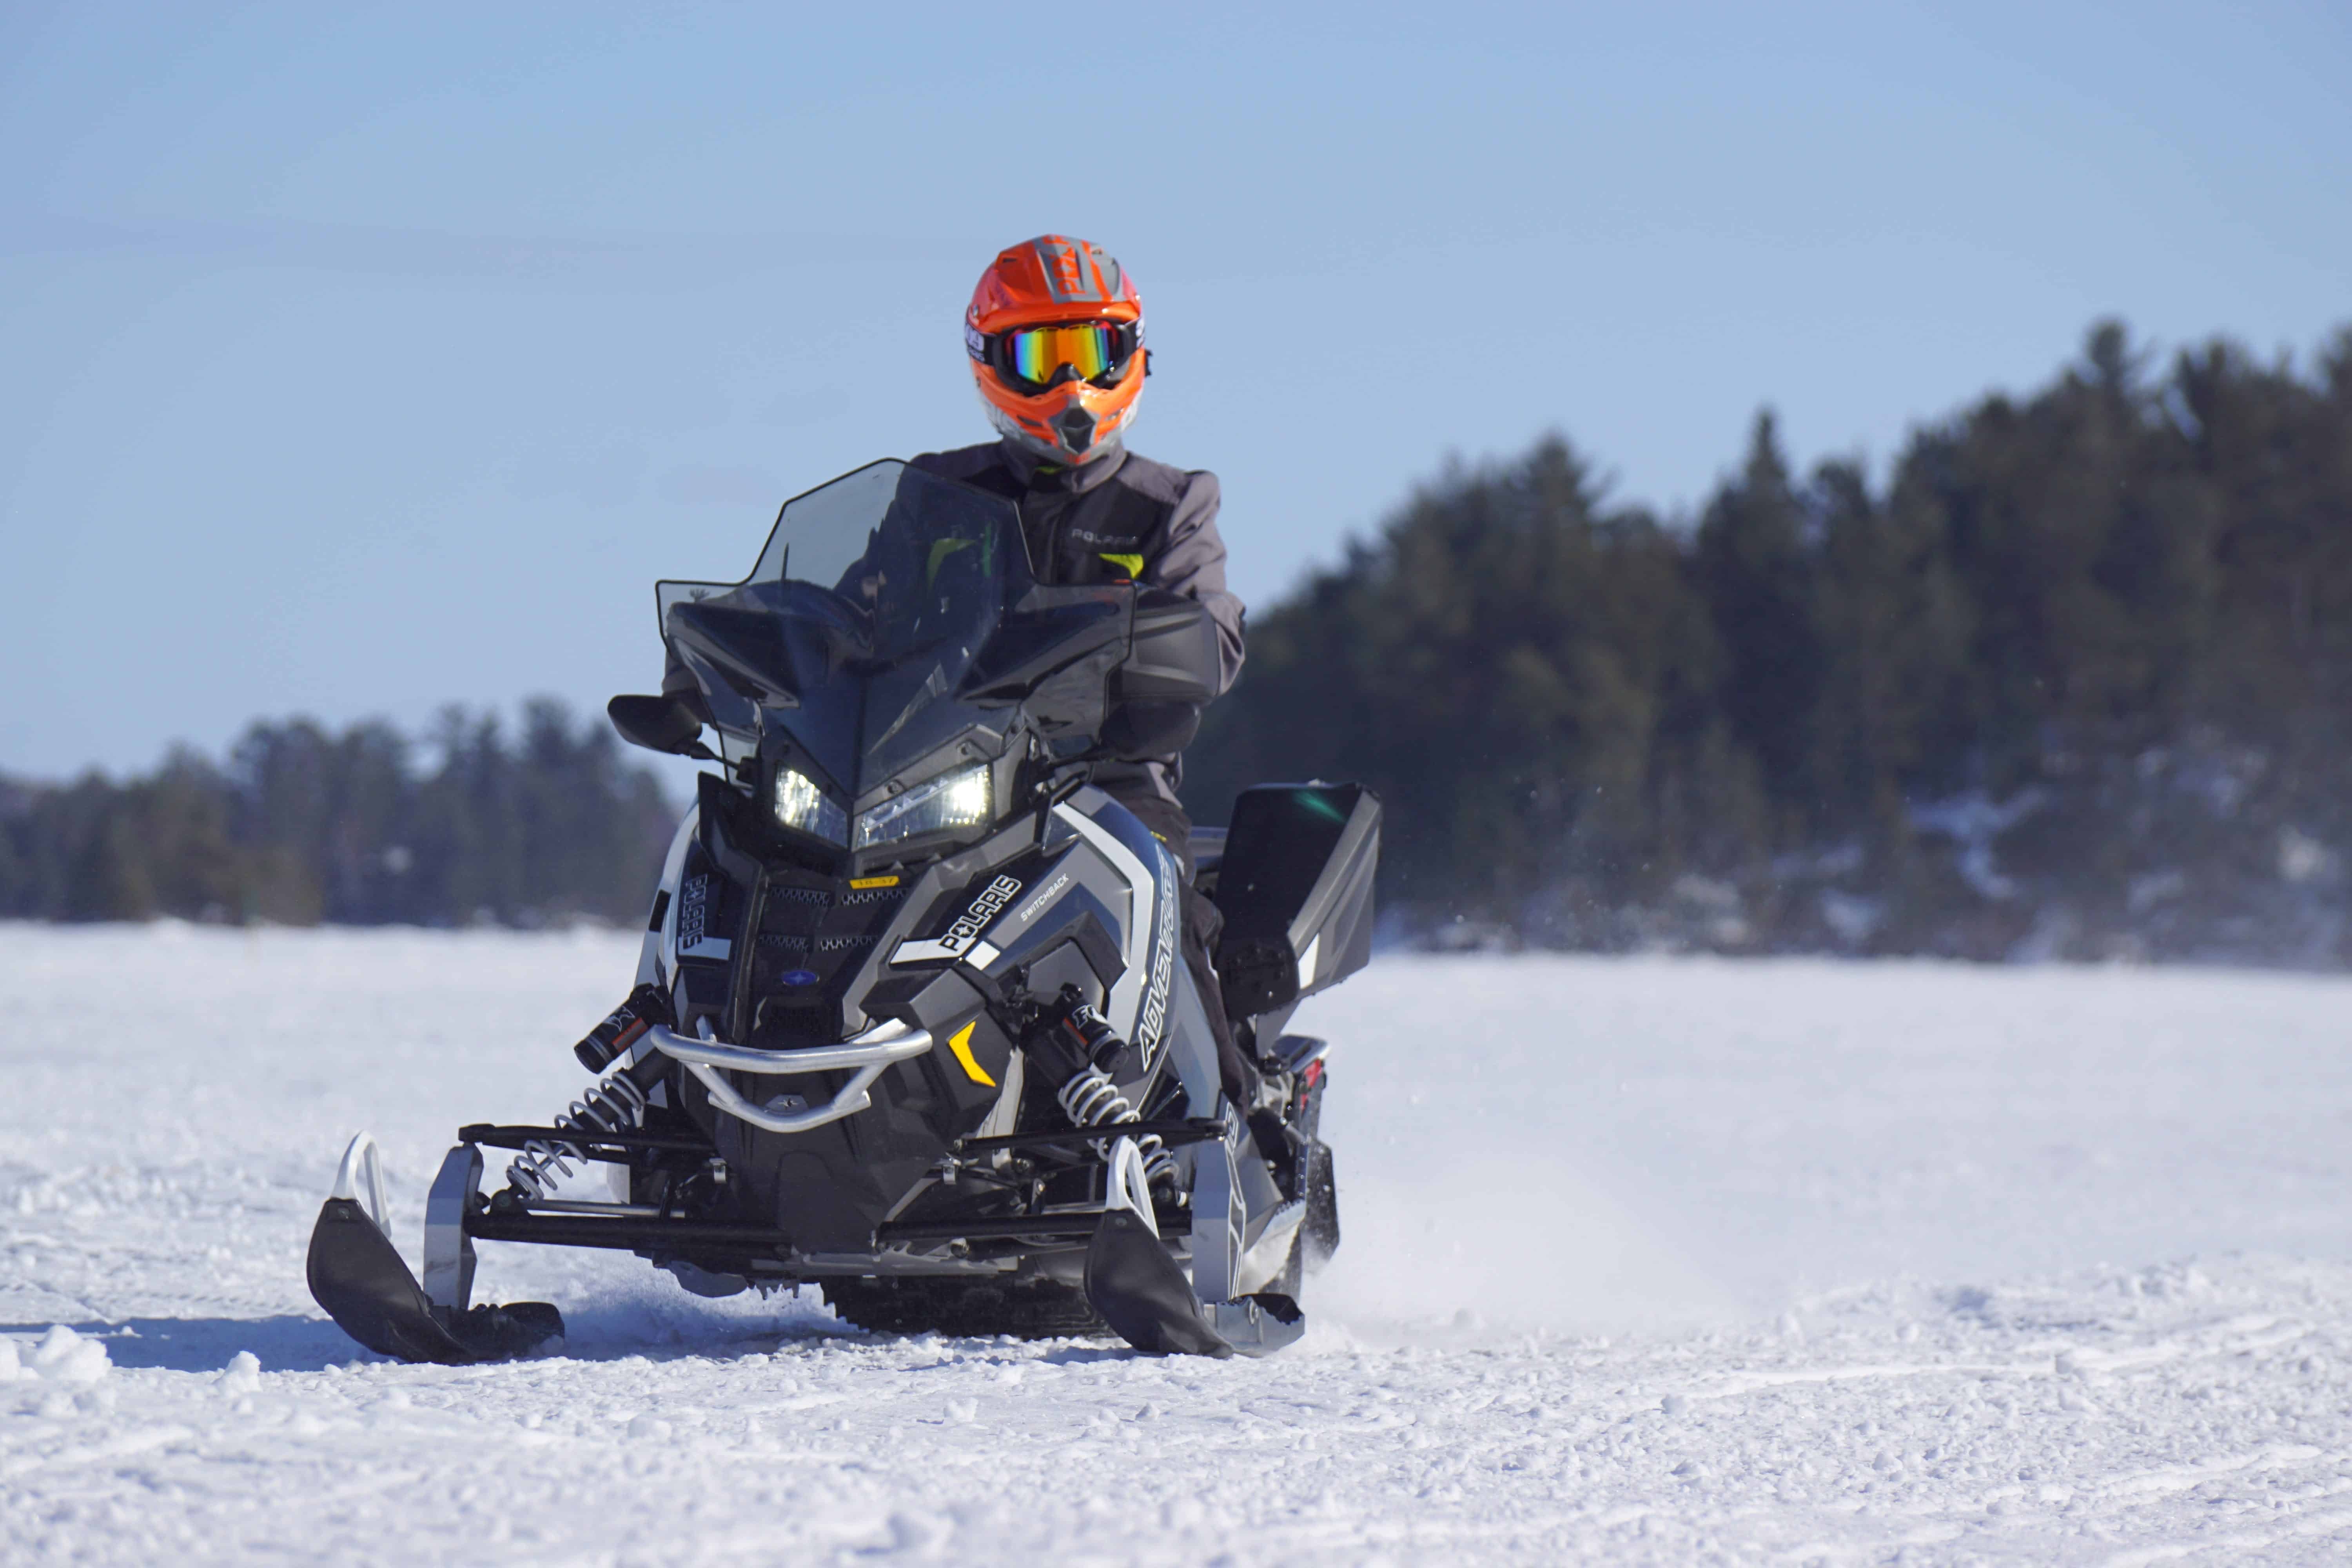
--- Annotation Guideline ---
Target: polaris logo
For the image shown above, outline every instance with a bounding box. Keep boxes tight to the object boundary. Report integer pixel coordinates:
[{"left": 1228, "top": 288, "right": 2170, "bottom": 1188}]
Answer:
[
  {"left": 940, "top": 875, "right": 1022, "bottom": 955},
  {"left": 677, "top": 875, "right": 710, "bottom": 952},
  {"left": 890, "top": 874, "right": 1024, "bottom": 968}
]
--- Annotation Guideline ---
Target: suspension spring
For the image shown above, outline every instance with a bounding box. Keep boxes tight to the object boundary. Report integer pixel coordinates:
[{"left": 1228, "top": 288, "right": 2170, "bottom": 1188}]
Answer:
[
  {"left": 506, "top": 1069, "right": 651, "bottom": 1199},
  {"left": 1055, "top": 1066, "right": 1176, "bottom": 1186}
]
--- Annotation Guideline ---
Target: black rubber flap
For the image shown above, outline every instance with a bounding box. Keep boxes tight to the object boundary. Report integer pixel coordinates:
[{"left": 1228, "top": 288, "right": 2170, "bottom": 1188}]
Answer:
[
  {"left": 1245, "top": 1291, "right": 1303, "bottom": 1325},
  {"left": 1083, "top": 1210, "right": 1232, "bottom": 1359},
  {"left": 452, "top": 1300, "right": 565, "bottom": 1361},
  {"left": 306, "top": 1198, "right": 563, "bottom": 1364}
]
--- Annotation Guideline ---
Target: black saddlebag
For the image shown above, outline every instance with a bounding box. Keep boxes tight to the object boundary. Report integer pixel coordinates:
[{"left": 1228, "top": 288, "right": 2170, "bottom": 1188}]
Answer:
[{"left": 1211, "top": 783, "right": 1380, "bottom": 1019}]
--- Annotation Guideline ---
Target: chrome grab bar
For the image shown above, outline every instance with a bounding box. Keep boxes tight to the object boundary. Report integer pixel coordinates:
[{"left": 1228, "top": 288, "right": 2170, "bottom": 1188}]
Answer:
[{"left": 644, "top": 1018, "right": 935, "bottom": 1136}]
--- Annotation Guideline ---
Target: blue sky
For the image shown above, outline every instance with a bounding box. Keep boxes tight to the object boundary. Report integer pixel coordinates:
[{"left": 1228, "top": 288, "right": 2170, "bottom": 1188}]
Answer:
[{"left": 4, "top": 2, "right": 2347, "bottom": 779}]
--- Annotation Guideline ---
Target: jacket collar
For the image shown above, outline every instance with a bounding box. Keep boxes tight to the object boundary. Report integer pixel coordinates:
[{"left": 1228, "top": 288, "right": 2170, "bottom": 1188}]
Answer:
[{"left": 998, "top": 437, "right": 1128, "bottom": 496}]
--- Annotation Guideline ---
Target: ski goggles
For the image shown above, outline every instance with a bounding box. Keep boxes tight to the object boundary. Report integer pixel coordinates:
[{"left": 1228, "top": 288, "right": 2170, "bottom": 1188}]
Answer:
[{"left": 980, "top": 319, "right": 1140, "bottom": 392}]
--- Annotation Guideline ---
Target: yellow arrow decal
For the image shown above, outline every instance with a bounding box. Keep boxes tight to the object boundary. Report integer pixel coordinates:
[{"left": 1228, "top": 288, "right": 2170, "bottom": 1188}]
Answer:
[{"left": 947, "top": 1021, "right": 995, "bottom": 1087}]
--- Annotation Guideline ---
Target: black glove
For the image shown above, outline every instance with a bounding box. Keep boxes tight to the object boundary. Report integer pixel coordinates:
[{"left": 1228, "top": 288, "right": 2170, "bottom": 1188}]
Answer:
[{"left": 1102, "top": 699, "right": 1201, "bottom": 761}]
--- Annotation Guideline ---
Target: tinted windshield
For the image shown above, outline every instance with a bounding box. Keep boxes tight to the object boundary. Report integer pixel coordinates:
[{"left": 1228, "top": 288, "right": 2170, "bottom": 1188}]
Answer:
[{"left": 656, "top": 461, "right": 1034, "bottom": 794}]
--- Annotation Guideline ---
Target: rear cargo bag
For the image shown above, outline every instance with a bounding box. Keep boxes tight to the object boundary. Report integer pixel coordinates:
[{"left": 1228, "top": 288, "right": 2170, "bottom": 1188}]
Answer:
[{"left": 1211, "top": 784, "right": 1380, "bottom": 1018}]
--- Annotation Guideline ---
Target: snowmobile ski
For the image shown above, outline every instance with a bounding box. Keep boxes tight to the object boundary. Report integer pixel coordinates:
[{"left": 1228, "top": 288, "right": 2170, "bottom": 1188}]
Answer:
[
  {"left": 1082, "top": 1136, "right": 1232, "bottom": 1357},
  {"left": 1084, "top": 1208, "right": 1233, "bottom": 1357},
  {"left": 305, "top": 1134, "right": 562, "bottom": 1365}
]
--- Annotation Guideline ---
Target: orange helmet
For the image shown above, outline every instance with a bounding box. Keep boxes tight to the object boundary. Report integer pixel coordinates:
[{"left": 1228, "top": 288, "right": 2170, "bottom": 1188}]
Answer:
[{"left": 965, "top": 235, "right": 1147, "bottom": 465}]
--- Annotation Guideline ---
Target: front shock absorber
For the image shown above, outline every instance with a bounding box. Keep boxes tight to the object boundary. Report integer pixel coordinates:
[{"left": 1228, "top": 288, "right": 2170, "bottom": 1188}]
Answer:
[
  {"left": 506, "top": 1067, "right": 651, "bottom": 1199},
  {"left": 507, "top": 985, "right": 674, "bottom": 1200},
  {"left": 1039, "top": 995, "right": 1177, "bottom": 1189}
]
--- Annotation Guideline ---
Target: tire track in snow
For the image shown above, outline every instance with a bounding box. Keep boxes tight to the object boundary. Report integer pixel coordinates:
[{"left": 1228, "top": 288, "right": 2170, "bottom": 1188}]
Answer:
[{"left": 2100, "top": 1506, "right": 2352, "bottom": 1567}]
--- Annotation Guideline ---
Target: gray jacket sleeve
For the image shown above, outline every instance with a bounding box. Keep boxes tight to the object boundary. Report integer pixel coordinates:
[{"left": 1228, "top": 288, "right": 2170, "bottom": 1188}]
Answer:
[{"left": 1145, "top": 470, "right": 1246, "bottom": 697}]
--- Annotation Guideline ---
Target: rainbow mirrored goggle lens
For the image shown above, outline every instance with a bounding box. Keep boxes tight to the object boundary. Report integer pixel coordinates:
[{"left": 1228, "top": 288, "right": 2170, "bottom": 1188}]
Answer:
[{"left": 993, "top": 321, "right": 1138, "bottom": 390}]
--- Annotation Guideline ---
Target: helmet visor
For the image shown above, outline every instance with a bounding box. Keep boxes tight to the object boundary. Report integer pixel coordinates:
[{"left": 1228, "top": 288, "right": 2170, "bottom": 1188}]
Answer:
[{"left": 992, "top": 321, "right": 1138, "bottom": 392}]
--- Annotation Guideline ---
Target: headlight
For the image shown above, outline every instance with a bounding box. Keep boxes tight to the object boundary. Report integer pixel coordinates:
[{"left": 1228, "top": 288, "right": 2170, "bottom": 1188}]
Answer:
[
  {"left": 855, "top": 764, "right": 992, "bottom": 850},
  {"left": 773, "top": 768, "right": 848, "bottom": 844}
]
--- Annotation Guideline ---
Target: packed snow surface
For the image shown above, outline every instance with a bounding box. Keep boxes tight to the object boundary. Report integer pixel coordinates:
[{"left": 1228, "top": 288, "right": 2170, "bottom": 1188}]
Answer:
[{"left": 4, "top": 926, "right": 2352, "bottom": 1564}]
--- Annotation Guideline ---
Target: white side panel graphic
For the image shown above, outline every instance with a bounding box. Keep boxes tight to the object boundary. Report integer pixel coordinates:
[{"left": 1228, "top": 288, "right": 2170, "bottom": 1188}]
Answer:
[{"left": 1049, "top": 803, "right": 1154, "bottom": 1042}]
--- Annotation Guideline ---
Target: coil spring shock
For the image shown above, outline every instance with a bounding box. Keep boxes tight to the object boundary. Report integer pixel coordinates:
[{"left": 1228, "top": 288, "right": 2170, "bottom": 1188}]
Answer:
[
  {"left": 506, "top": 1069, "right": 650, "bottom": 1199},
  {"left": 1054, "top": 1066, "right": 1177, "bottom": 1187}
]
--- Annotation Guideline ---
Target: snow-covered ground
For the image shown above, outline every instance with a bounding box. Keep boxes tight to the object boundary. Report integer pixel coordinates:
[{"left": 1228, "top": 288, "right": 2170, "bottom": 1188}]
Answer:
[{"left": 4, "top": 926, "right": 2351, "bottom": 1564}]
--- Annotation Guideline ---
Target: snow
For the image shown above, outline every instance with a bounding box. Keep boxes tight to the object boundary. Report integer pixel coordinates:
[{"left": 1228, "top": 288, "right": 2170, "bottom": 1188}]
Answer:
[{"left": 5, "top": 926, "right": 2352, "bottom": 1564}]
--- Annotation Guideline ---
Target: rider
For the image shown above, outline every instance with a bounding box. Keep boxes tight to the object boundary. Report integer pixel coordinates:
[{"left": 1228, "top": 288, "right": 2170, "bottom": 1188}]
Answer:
[
  {"left": 659, "top": 235, "right": 1261, "bottom": 1108},
  {"left": 919, "top": 235, "right": 1258, "bottom": 1108},
  {"left": 917, "top": 239, "right": 1241, "bottom": 843}
]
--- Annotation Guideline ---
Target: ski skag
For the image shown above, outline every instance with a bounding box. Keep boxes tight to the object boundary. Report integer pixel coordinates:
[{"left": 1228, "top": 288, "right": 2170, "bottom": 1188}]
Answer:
[{"left": 307, "top": 459, "right": 1373, "bottom": 1362}]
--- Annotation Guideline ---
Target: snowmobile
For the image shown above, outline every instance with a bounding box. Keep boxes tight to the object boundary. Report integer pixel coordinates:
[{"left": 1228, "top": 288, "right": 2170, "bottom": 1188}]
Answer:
[{"left": 306, "top": 458, "right": 1377, "bottom": 1363}]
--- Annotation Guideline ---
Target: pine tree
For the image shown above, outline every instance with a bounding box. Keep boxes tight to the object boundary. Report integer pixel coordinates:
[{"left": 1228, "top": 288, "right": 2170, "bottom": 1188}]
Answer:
[{"left": 1695, "top": 411, "right": 1821, "bottom": 841}]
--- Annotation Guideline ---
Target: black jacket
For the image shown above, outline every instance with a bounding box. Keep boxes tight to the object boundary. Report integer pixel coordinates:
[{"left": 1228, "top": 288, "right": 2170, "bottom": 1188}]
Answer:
[
  {"left": 909, "top": 440, "right": 1243, "bottom": 802},
  {"left": 666, "top": 439, "right": 1245, "bottom": 805}
]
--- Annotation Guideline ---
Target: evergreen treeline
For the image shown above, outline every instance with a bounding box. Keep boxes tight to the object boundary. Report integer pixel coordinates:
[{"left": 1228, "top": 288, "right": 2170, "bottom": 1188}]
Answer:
[
  {"left": 8, "top": 322, "right": 2347, "bottom": 960},
  {"left": 0, "top": 700, "right": 675, "bottom": 926},
  {"left": 1183, "top": 323, "right": 2352, "bottom": 964}
]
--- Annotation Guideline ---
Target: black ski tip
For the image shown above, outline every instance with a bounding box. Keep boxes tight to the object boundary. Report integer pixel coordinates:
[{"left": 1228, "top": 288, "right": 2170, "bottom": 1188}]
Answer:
[
  {"left": 1242, "top": 1291, "right": 1303, "bottom": 1327},
  {"left": 448, "top": 1300, "right": 564, "bottom": 1361},
  {"left": 306, "top": 1198, "right": 563, "bottom": 1365},
  {"left": 1083, "top": 1209, "right": 1233, "bottom": 1359}
]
